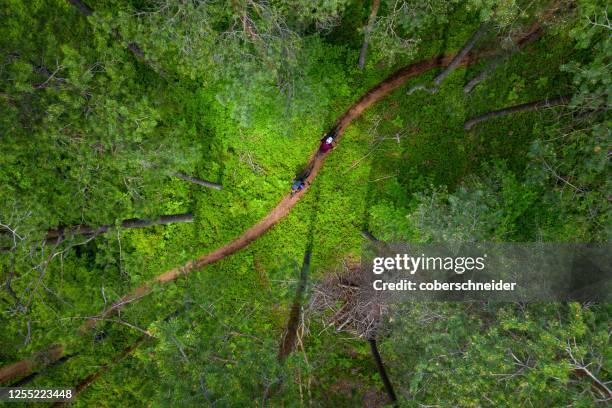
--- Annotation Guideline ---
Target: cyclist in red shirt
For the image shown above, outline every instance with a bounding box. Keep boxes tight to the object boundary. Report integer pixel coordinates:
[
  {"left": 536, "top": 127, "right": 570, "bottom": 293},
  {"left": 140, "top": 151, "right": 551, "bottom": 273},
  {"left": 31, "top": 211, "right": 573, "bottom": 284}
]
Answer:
[{"left": 319, "top": 133, "right": 336, "bottom": 154}]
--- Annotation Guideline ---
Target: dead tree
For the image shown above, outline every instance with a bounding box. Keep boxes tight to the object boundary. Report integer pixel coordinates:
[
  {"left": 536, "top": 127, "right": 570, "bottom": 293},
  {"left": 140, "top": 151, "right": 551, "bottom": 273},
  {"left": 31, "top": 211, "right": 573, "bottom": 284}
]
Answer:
[
  {"left": 464, "top": 95, "right": 571, "bottom": 130},
  {"left": 172, "top": 173, "right": 222, "bottom": 190},
  {"left": 358, "top": 0, "right": 381, "bottom": 70},
  {"left": 51, "top": 336, "right": 146, "bottom": 408},
  {"left": 463, "top": 3, "right": 565, "bottom": 93},
  {"left": 361, "top": 229, "right": 379, "bottom": 242},
  {"left": 407, "top": 23, "right": 489, "bottom": 95},
  {"left": 8, "top": 354, "right": 76, "bottom": 387},
  {"left": 1, "top": 214, "right": 193, "bottom": 253},
  {"left": 44, "top": 213, "right": 194, "bottom": 241},
  {"left": 463, "top": 24, "right": 544, "bottom": 93}
]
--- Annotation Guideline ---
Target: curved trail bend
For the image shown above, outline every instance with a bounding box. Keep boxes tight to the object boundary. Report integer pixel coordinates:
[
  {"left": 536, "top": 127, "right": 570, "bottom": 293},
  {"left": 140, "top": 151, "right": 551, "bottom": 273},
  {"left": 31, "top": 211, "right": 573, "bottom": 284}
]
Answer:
[{"left": 80, "top": 53, "right": 476, "bottom": 331}]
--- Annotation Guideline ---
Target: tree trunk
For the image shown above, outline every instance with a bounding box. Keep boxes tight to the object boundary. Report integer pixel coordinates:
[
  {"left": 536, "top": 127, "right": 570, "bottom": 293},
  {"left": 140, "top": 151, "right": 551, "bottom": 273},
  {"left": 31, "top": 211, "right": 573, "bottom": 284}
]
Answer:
[
  {"left": 1, "top": 214, "right": 193, "bottom": 252},
  {"left": 407, "top": 23, "right": 489, "bottom": 94},
  {"left": 172, "top": 173, "right": 223, "bottom": 190},
  {"left": 433, "top": 22, "right": 489, "bottom": 87},
  {"left": 361, "top": 230, "right": 379, "bottom": 242},
  {"left": 463, "top": 3, "right": 564, "bottom": 93},
  {"left": 44, "top": 213, "right": 194, "bottom": 241},
  {"left": 368, "top": 338, "right": 398, "bottom": 405},
  {"left": 464, "top": 95, "right": 571, "bottom": 130},
  {"left": 9, "top": 354, "right": 76, "bottom": 387},
  {"left": 278, "top": 250, "right": 310, "bottom": 361},
  {"left": 0, "top": 345, "right": 64, "bottom": 385},
  {"left": 358, "top": 0, "right": 381, "bottom": 70},
  {"left": 67, "top": 0, "right": 148, "bottom": 63},
  {"left": 463, "top": 25, "right": 544, "bottom": 93}
]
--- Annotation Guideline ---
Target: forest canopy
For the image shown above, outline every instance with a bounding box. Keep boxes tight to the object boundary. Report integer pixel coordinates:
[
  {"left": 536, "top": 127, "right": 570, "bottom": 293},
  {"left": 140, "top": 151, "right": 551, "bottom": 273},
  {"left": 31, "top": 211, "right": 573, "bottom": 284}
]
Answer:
[{"left": 0, "top": 0, "right": 610, "bottom": 406}]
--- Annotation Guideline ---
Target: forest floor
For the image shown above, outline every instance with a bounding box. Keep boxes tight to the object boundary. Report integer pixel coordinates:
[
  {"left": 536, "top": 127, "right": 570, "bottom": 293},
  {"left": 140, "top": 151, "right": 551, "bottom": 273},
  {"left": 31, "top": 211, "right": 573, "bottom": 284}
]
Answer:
[{"left": 82, "top": 52, "right": 482, "bottom": 331}]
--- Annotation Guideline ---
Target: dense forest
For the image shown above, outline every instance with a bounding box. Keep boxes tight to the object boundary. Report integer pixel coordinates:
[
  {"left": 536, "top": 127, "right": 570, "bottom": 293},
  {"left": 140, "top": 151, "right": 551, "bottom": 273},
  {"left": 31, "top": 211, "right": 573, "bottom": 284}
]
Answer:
[{"left": 0, "top": 0, "right": 610, "bottom": 406}]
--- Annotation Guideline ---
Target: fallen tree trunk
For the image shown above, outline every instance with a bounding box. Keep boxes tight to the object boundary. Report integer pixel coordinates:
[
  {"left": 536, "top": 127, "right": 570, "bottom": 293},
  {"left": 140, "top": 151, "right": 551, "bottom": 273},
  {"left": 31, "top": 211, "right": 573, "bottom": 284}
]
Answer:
[
  {"left": 361, "top": 229, "right": 379, "bottom": 242},
  {"left": 407, "top": 22, "right": 489, "bottom": 95},
  {"left": 463, "top": 24, "right": 544, "bottom": 93},
  {"left": 172, "top": 173, "right": 222, "bottom": 190},
  {"left": 464, "top": 95, "right": 571, "bottom": 130},
  {"left": 1, "top": 214, "right": 194, "bottom": 252},
  {"left": 8, "top": 354, "right": 76, "bottom": 387},
  {"left": 358, "top": 0, "right": 381, "bottom": 70},
  {"left": 432, "top": 23, "right": 490, "bottom": 87},
  {"left": 463, "top": 4, "right": 564, "bottom": 94},
  {"left": 44, "top": 213, "right": 194, "bottom": 241},
  {"left": 0, "top": 345, "right": 64, "bottom": 385}
]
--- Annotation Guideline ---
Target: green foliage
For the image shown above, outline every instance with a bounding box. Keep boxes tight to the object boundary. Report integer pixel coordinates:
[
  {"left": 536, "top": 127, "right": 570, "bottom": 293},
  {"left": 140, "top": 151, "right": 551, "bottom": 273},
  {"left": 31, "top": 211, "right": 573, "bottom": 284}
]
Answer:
[
  {"left": 383, "top": 302, "right": 611, "bottom": 407},
  {"left": 0, "top": 0, "right": 609, "bottom": 406}
]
